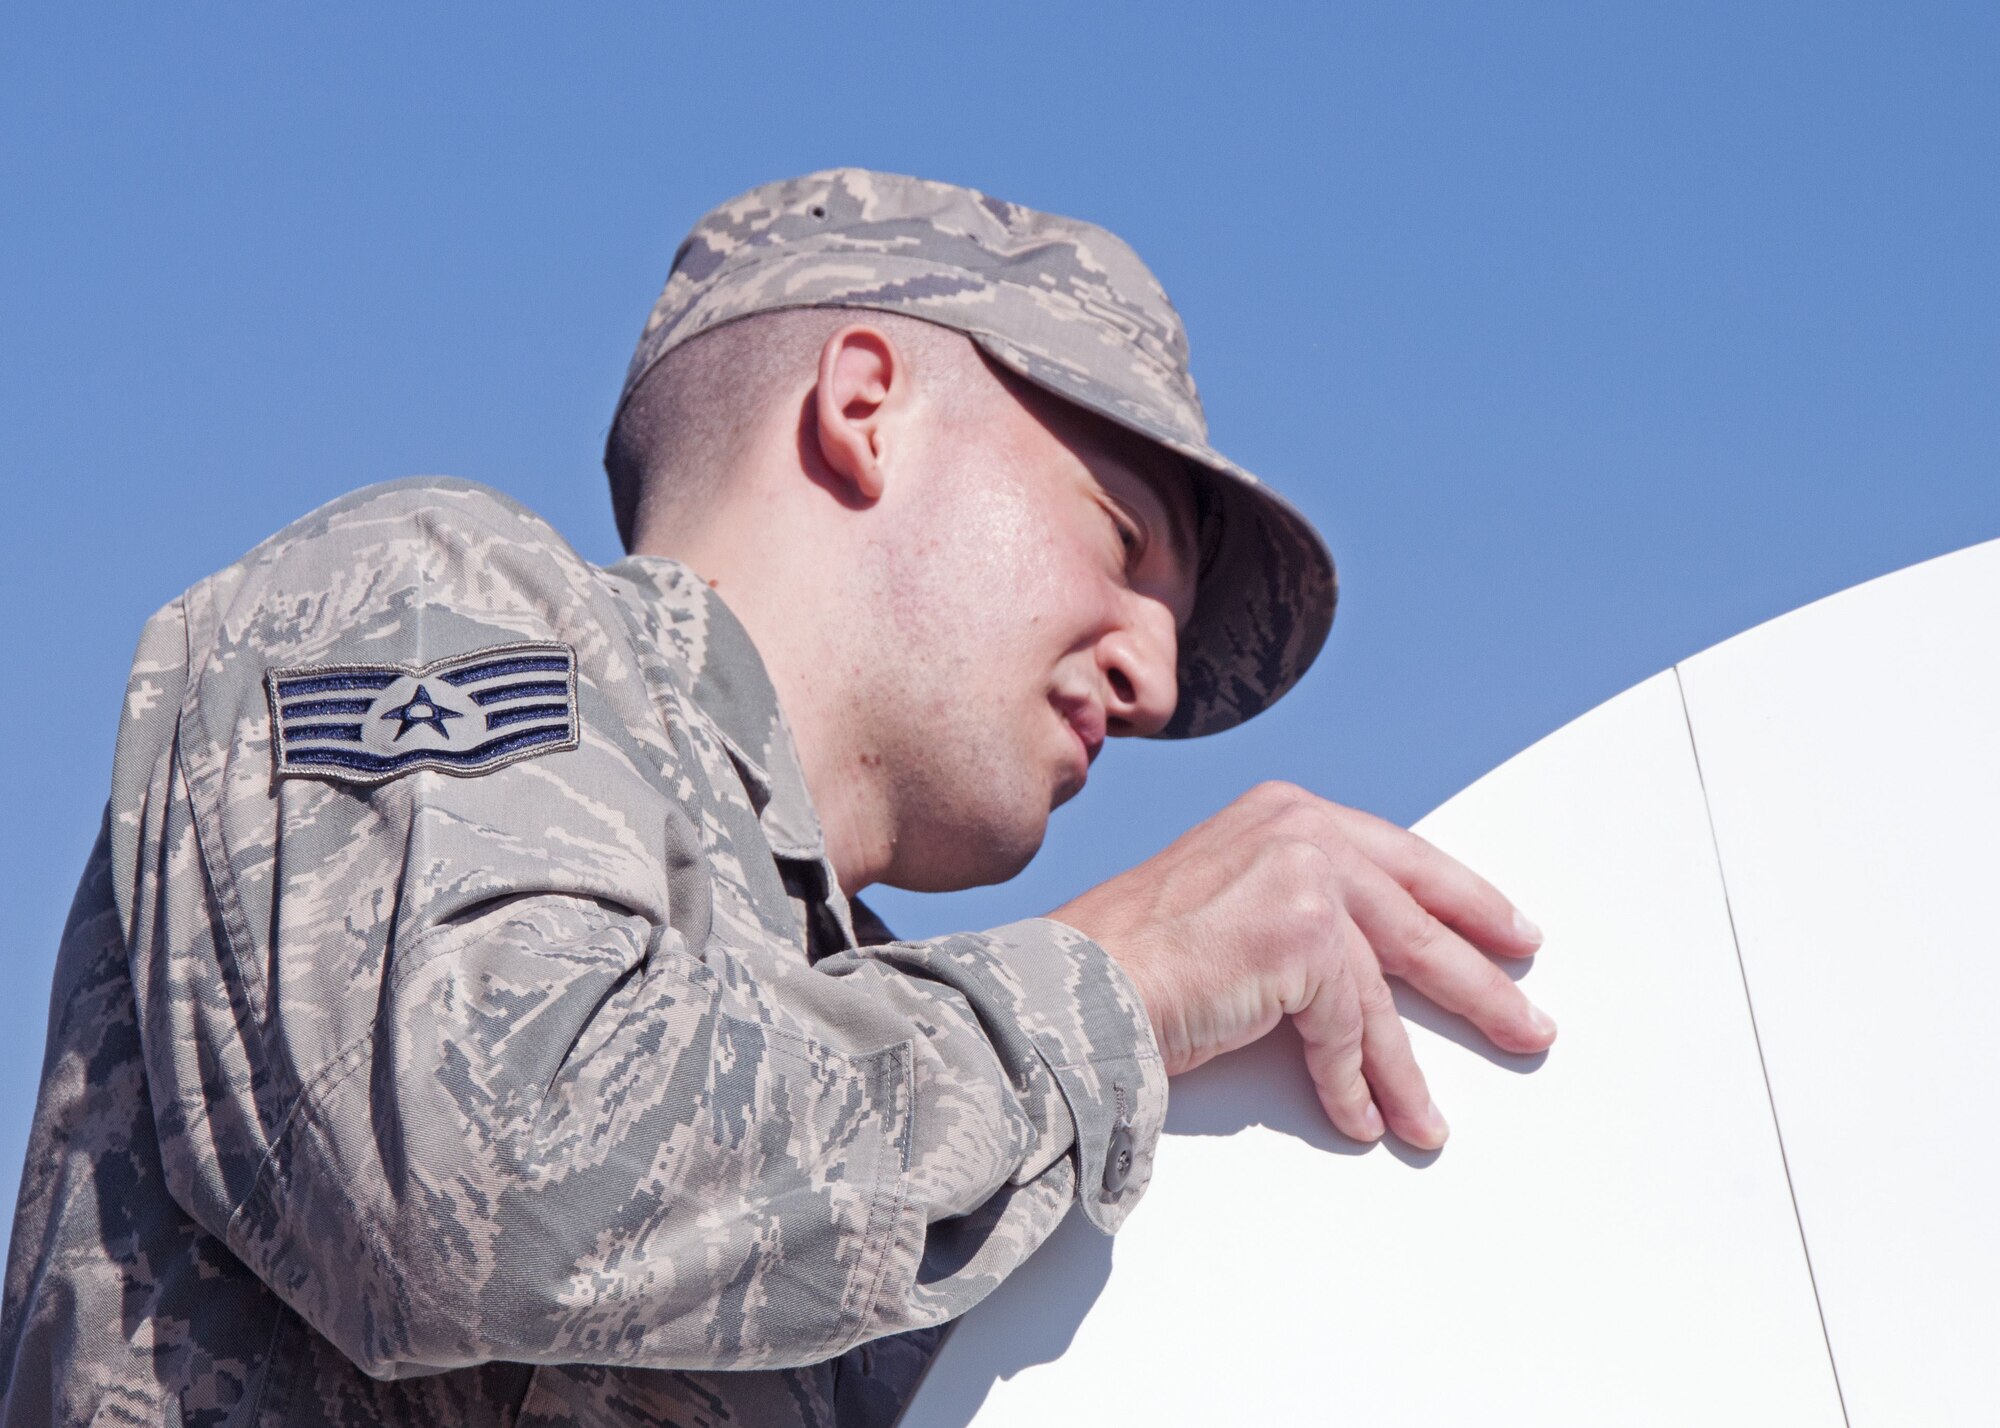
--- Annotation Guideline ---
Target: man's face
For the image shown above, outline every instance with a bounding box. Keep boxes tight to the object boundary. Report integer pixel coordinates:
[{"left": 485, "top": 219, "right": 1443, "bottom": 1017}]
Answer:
[{"left": 864, "top": 360, "right": 1200, "bottom": 892}]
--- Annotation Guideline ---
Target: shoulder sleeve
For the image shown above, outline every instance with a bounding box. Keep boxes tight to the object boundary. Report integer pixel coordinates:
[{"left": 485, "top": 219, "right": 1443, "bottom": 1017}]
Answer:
[{"left": 136, "top": 480, "right": 1164, "bottom": 1381}]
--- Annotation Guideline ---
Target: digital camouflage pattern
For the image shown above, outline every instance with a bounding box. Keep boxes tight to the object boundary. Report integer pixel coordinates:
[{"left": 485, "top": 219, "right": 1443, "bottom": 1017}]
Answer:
[
  {"left": 617, "top": 167, "right": 1338, "bottom": 739},
  {"left": 0, "top": 479, "right": 1167, "bottom": 1427}
]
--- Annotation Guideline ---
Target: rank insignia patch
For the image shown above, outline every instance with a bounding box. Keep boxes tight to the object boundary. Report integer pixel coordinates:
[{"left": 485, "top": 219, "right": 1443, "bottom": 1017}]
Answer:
[{"left": 266, "top": 641, "right": 580, "bottom": 784}]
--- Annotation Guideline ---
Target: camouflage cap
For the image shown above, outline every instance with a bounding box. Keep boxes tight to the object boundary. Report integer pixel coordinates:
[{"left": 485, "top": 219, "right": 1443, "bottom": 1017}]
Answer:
[{"left": 615, "top": 167, "right": 1337, "bottom": 738}]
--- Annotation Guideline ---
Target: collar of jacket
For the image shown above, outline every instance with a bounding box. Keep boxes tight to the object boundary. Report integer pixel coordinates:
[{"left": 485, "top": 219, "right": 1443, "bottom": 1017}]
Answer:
[{"left": 602, "top": 554, "right": 830, "bottom": 864}]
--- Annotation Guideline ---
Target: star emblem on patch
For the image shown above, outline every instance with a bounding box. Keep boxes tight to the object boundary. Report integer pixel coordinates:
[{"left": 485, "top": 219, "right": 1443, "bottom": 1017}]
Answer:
[
  {"left": 264, "top": 642, "right": 579, "bottom": 785},
  {"left": 379, "top": 683, "right": 464, "bottom": 741}
]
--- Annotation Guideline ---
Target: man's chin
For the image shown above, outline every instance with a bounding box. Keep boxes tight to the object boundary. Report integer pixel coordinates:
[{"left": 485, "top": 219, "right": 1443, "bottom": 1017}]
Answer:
[{"left": 882, "top": 811, "right": 1047, "bottom": 893}]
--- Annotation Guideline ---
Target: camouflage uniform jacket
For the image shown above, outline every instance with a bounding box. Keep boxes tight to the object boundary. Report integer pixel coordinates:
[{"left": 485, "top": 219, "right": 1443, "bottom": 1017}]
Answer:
[{"left": 1, "top": 478, "right": 1167, "bottom": 1427}]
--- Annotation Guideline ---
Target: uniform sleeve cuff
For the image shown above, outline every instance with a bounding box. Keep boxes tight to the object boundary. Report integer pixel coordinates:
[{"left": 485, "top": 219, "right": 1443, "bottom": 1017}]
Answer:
[{"left": 981, "top": 918, "right": 1168, "bottom": 1233}]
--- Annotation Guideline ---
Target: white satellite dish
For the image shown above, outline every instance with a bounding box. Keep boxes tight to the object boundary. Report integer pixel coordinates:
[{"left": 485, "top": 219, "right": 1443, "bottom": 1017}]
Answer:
[{"left": 901, "top": 538, "right": 2000, "bottom": 1427}]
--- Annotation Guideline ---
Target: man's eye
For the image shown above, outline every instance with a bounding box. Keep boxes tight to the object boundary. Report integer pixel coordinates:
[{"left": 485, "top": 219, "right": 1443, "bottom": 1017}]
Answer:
[{"left": 1110, "top": 511, "right": 1142, "bottom": 558}]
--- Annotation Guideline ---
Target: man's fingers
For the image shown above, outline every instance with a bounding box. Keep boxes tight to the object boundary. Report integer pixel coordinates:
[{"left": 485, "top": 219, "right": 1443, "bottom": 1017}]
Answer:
[
  {"left": 1288, "top": 944, "right": 1381, "bottom": 1143},
  {"left": 1343, "top": 854, "right": 1558, "bottom": 1055},
  {"left": 1328, "top": 803, "right": 1543, "bottom": 958},
  {"left": 1352, "top": 955, "right": 1446, "bottom": 1149}
]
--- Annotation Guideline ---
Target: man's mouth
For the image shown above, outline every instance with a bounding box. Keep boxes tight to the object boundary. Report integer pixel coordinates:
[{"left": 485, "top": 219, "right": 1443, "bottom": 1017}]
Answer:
[{"left": 1051, "top": 693, "right": 1106, "bottom": 784}]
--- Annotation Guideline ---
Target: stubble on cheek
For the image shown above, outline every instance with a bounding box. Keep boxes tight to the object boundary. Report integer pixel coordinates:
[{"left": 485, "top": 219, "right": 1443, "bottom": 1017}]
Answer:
[{"left": 861, "top": 425, "right": 1098, "bottom": 885}]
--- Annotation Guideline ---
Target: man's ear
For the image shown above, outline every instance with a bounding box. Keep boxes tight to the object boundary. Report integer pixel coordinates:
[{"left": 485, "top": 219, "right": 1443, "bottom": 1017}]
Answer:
[{"left": 813, "top": 324, "right": 904, "bottom": 503}]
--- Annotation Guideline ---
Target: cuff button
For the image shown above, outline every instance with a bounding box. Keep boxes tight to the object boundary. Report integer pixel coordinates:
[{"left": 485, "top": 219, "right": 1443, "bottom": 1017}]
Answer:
[{"left": 1103, "top": 1125, "right": 1136, "bottom": 1193}]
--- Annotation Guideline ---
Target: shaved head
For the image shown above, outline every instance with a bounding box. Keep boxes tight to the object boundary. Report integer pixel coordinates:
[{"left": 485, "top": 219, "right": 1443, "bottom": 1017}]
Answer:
[{"left": 604, "top": 307, "right": 993, "bottom": 550}]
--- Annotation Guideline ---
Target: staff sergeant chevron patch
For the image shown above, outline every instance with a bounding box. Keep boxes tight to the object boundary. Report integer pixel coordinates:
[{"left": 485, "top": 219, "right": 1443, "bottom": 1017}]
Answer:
[{"left": 265, "top": 641, "right": 580, "bottom": 784}]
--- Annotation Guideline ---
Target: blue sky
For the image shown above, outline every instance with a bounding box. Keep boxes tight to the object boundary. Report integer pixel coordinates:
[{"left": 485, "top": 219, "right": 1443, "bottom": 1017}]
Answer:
[{"left": 3, "top": 2, "right": 1994, "bottom": 1219}]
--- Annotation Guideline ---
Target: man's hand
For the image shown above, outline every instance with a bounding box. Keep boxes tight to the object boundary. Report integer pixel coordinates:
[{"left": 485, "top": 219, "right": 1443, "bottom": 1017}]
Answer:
[{"left": 1050, "top": 781, "right": 1554, "bottom": 1150}]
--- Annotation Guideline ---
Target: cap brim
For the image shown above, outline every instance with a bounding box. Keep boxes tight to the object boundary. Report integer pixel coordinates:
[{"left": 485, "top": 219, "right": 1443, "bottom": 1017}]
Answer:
[{"left": 969, "top": 331, "right": 1338, "bottom": 739}]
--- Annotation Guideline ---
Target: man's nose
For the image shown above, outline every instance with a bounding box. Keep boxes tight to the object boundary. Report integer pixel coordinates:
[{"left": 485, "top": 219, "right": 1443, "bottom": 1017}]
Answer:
[{"left": 1099, "top": 602, "right": 1179, "bottom": 738}]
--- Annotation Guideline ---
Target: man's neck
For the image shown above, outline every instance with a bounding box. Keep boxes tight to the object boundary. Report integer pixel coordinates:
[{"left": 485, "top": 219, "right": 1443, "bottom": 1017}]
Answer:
[{"left": 639, "top": 530, "right": 896, "bottom": 898}]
